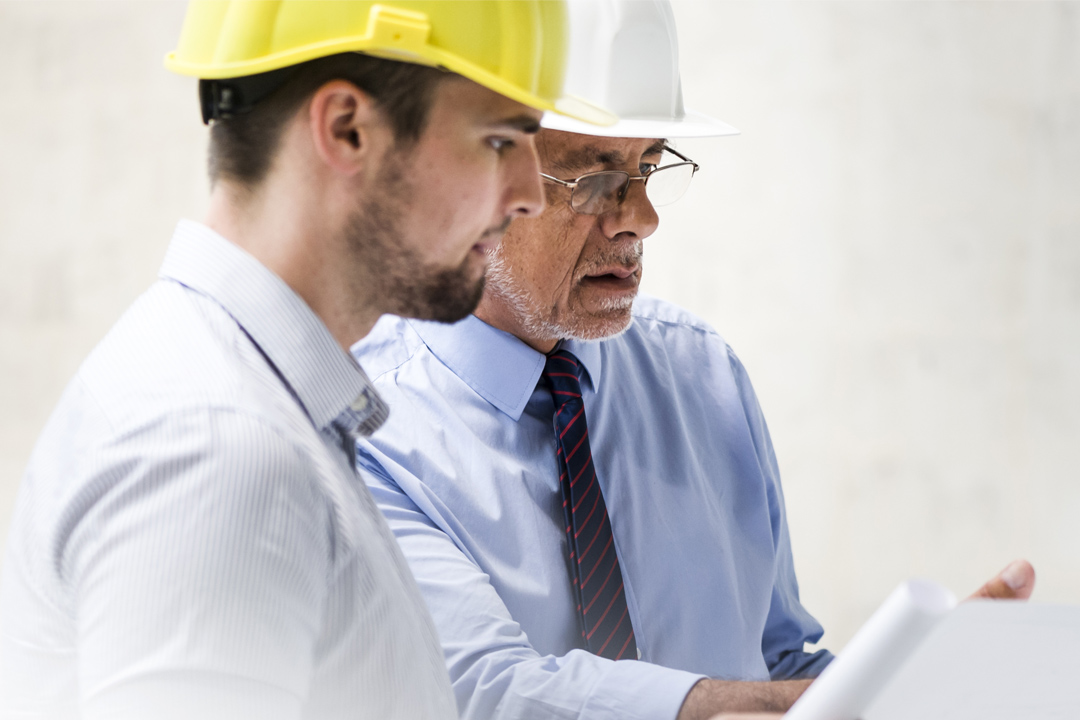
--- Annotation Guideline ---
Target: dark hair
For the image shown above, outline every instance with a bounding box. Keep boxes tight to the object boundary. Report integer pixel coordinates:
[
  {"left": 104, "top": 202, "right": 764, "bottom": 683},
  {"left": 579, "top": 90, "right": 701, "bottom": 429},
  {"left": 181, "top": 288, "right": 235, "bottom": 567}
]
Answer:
[{"left": 207, "top": 52, "right": 447, "bottom": 188}]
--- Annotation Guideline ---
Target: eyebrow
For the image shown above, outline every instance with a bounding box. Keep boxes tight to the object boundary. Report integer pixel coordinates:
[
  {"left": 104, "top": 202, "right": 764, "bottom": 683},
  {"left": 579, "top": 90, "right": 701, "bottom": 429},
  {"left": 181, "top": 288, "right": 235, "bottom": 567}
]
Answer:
[
  {"left": 489, "top": 115, "right": 542, "bottom": 134},
  {"left": 644, "top": 139, "right": 668, "bottom": 157},
  {"left": 550, "top": 138, "right": 670, "bottom": 174}
]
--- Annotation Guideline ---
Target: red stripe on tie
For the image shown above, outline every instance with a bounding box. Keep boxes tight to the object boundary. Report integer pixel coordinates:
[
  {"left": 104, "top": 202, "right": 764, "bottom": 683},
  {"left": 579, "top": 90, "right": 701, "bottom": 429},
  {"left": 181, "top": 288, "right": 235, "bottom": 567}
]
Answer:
[
  {"left": 583, "top": 546, "right": 619, "bottom": 607},
  {"left": 553, "top": 354, "right": 579, "bottom": 367},
  {"left": 570, "top": 458, "right": 591, "bottom": 487},
  {"left": 559, "top": 406, "right": 584, "bottom": 439},
  {"left": 556, "top": 402, "right": 578, "bottom": 423},
  {"left": 614, "top": 629, "right": 636, "bottom": 660},
  {"left": 586, "top": 581, "right": 625, "bottom": 640},
  {"left": 574, "top": 498, "right": 604, "bottom": 538},
  {"left": 578, "top": 516, "right": 609, "bottom": 563},
  {"left": 579, "top": 535, "right": 613, "bottom": 584},
  {"left": 548, "top": 372, "right": 579, "bottom": 379},
  {"left": 596, "top": 605, "right": 630, "bottom": 655},
  {"left": 565, "top": 428, "right": 589, "bottom": 463},
  {"left": 573, "top": 474, "right": 596, "bottom": 512}
]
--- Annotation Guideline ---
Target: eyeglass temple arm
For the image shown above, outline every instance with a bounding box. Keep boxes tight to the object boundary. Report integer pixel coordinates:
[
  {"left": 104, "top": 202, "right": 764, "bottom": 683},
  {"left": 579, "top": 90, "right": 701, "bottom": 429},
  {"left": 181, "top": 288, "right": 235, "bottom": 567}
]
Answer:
[
  {"left": 539, "top": 173, "right": 578, "bottom": 189},
  {"left": 540, "top": 147, "right": 698, "bottom": 186},
  {"left": 662, "top": 145, "right": 699, "bottom": 170}
]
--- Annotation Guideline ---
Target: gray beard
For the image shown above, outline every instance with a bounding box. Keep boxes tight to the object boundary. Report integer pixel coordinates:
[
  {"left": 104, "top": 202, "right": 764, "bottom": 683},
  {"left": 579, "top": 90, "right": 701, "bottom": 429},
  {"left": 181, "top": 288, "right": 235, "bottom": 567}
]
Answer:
[{"left": 484, "top": 242, "right": 640, "bottom": 343}]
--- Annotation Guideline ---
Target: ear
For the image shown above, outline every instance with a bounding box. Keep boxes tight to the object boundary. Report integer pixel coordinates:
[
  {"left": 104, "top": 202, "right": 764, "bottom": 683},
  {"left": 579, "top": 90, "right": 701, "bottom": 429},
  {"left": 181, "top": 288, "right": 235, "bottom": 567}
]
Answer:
[{"left": 307, "top": 80, "right": 386, "bottom": 177}]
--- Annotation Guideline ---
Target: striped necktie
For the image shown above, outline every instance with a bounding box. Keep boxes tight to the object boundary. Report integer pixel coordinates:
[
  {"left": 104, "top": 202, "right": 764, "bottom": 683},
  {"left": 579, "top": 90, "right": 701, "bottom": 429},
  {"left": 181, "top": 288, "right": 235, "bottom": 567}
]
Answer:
[{"left": 543, "top": 348, "right": 637, "bottom": 661}]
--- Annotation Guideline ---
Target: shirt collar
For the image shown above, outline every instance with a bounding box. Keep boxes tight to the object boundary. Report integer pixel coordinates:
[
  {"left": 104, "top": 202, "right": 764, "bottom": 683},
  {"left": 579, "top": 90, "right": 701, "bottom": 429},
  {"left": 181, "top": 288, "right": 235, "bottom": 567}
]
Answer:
[
  {"left": 409, "top": 314, "right": 604, "bottom": 421},
  {"left": 562, "top": 337, "right": 603, "bottom": 391},
  {"left": 158, "top": 220, "right": 387, "bottom": 437}
]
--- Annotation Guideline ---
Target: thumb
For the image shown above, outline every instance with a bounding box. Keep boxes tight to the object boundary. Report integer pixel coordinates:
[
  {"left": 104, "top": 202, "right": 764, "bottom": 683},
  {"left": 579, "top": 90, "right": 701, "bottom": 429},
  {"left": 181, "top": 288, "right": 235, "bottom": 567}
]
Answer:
[{"left": 967, "top": 559, "right": 1036, "bottom": 601}]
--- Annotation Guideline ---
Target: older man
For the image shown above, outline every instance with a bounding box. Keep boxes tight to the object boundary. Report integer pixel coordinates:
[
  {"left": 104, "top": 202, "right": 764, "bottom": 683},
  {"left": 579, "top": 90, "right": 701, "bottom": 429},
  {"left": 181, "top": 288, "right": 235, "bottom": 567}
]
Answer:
[
  {"left": 0, "top": 2, "right": 616, "bottom": 718},
  {"left": 352, "top": 2, "right": 1035, "bottom": 719}
]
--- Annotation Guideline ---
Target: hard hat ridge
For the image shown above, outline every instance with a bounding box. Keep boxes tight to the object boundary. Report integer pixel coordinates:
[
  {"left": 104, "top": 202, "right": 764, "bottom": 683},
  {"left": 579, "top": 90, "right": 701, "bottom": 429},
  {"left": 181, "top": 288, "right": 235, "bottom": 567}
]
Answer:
[{"left": 542, "top": 0, "right": 738, "bottom": 139}]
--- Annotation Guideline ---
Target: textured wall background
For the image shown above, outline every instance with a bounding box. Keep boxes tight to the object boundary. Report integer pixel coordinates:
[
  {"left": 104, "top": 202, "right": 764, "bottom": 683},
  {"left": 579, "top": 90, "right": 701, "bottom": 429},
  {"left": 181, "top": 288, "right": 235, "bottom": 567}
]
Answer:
[{"left": 1, "top": 1, "right": 1078, "bottom": 651}]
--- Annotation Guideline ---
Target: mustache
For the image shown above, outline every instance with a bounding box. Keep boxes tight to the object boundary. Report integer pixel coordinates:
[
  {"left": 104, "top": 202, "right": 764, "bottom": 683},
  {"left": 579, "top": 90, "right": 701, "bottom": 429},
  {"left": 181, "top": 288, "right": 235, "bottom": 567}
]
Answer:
[
  {"left": 481, "top": 216, "right": 513, "bottom": 240},
  {"left": 578, "top": 241, "right": 644, "bottom": 277}
]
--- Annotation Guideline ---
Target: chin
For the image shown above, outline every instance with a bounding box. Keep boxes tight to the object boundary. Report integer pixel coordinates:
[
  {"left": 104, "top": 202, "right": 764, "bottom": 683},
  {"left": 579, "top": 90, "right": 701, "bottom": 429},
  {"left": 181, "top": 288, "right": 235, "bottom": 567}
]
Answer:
[{"left": 564, "top": 307, "right": 635, "bottom": 341}]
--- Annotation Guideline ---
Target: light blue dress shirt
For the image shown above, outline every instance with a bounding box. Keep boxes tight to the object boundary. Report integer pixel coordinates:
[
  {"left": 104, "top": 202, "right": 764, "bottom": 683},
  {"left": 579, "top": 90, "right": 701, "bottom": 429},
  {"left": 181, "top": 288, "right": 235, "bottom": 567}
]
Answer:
[
  {"left": 353, "top": 296, "right": 833, "bottom": 720},
  {"left": 0, "top": 221, "right": 457, "bottom": 720}
]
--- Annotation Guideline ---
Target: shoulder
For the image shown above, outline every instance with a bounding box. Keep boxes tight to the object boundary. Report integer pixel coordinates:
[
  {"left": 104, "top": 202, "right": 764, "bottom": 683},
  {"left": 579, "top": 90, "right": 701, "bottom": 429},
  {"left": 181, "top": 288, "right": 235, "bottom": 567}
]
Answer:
[
  {"left": 599, "top": 295, "right": 760, "bottom": 404},
  {"left": 626, "top": 294, "right": 733, "bottom": 354},
  {"left": 630, "top": 293, "right": 719, "bottom": 335},
  {"left": 40, "top": 397, "right": 325, "bottom": 525},
  {"left": 18, "top": 396, "right": 330, "bottom": 602},
  {"left": 351, "top": 314, "right": 428, "bottom": 383},
  {"left": 77, "top": 279, "right": 292, "bottom": 432},
  {"left": 621, "top": 294, "right": 737, "bottom": 362},
  {"left": 48, "top": 280, "right": 332, "bottom": 514}
]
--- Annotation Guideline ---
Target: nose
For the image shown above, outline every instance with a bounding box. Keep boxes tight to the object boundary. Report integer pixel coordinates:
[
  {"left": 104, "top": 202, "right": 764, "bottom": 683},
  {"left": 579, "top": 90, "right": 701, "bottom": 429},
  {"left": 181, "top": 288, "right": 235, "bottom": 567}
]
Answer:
[
  {"left": 504, "top": 137, "right": 546, "bottom": 219},
  {"left": 598, "top": 176, "right": 659, "bottom": 242}
]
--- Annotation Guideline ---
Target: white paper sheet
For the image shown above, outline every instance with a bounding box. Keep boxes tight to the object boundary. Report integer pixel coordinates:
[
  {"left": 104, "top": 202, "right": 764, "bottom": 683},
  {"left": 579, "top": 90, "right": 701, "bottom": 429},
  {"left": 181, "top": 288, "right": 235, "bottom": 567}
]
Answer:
[
  {"left": 864, "top": 600, "right": 1080, "bottom": 720},
  {"left": 783, "top": 578, "right": 957, "bottom": 720}
]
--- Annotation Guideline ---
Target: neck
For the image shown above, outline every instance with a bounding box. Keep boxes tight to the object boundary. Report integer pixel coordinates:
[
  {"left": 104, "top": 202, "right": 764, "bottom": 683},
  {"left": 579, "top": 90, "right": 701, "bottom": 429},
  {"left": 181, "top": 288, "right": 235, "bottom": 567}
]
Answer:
[
  {"left": 204, "top": 178, "right": 382, "bottom": 352},
  {"left": 474, "top": 293, "right": 559, "bottom": 354}
]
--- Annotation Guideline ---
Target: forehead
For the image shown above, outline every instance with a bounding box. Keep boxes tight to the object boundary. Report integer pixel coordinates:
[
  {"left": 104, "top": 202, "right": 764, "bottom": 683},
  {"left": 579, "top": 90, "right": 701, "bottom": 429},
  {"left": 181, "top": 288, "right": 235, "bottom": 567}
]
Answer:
[
  {"left": 428, "top": 76, "right": 543, "bottom": 130},
  {"left": 538, "top": 130, "right": 666, "bottom": 173}
]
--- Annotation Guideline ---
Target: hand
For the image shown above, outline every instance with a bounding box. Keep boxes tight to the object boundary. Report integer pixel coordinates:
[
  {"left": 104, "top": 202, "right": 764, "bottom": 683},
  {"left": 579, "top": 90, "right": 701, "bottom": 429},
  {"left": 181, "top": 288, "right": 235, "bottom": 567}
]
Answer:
[
  {"left": 678, "top": 679, "right": 811, "bottom": 720},
  {"left": 967, "top": 559, "right": 1035, "bottom": 600}
]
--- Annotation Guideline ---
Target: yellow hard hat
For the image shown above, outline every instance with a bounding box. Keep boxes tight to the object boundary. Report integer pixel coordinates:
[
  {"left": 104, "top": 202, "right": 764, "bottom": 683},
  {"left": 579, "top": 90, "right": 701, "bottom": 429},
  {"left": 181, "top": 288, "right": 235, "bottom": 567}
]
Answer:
[{"left": 165, "top": 0, "right": 615, "bottom": 126}]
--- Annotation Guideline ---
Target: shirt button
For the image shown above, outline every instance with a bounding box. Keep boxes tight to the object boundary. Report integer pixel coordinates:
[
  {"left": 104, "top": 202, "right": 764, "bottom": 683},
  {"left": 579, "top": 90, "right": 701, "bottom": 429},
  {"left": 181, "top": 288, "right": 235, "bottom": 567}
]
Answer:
[{"left": 636, "top": 647, "right": 642, "bottom": 660}]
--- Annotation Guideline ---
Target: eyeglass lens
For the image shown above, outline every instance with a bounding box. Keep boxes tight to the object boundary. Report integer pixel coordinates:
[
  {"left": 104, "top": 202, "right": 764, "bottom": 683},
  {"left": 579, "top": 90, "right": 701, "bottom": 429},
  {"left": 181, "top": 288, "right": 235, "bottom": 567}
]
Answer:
[
  {"left": 644, "top": 163, "right": 695, "bottom": 208},
  {"left": 570, "top": 162, "right": 696, "bottom": 215},
  {"left": 571, "top": 173, "right": 633, "bottom": 215}
]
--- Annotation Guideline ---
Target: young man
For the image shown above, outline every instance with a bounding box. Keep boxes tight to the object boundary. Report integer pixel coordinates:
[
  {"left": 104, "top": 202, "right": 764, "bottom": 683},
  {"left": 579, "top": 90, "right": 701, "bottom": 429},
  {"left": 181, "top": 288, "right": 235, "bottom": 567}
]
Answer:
[
  {"left": 352, "top": 2, "right": 1036, "bottom": 719},
  {"left": 0, "top": 2, "right": 611, "bottom": 718}
]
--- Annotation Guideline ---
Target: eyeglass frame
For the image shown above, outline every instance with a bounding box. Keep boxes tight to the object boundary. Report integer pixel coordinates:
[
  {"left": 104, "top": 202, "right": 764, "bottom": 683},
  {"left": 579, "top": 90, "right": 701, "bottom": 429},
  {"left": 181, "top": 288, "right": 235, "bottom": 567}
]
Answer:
[{"left": 539, "top": 145, "right": 700, "bottom": 215}]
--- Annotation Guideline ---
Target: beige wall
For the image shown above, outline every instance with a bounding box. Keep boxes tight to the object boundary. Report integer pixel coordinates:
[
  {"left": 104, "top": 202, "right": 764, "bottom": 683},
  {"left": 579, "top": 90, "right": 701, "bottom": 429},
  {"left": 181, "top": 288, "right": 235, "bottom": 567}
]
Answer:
[{"left": 2, "top": 1, "right": 1078, "bottom": 651}]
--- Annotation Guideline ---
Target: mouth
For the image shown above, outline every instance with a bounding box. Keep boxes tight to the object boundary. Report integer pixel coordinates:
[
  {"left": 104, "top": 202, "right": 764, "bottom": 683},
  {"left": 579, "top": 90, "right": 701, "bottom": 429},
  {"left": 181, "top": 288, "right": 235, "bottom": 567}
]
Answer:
[{"left": 580, "top": 264, "right": 640, "bottom": 292}]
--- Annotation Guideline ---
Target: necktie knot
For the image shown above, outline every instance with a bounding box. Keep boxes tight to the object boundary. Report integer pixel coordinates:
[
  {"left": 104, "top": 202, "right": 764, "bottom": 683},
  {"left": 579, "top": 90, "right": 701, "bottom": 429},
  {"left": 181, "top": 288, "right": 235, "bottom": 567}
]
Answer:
[{"left": 543, "top": 349, "right": 584, "bottom": 406}]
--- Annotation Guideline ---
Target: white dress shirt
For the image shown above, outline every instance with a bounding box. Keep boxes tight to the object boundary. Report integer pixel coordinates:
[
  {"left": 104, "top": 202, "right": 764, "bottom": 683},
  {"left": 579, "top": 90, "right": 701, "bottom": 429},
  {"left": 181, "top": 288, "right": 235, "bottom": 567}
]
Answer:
[{"left": 0, "top": 221, "right": 457, "bottom": 720}]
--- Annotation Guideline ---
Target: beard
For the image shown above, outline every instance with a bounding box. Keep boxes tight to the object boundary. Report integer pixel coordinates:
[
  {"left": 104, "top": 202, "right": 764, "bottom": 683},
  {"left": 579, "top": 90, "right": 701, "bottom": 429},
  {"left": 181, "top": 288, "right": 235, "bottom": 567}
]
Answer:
[
  {"left": 344, "top": 153, "right": 487, "bottom": 324},
  {"left": 484, "top": 239, "right": 643, "bottom": 342}
]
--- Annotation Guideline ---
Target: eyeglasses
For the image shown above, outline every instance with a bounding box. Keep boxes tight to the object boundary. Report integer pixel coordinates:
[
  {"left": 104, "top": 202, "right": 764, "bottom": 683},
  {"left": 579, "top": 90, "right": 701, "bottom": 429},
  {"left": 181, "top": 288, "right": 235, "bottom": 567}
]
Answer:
[{"left": 540, "top": 145, "right": 699, "bottom": 216}]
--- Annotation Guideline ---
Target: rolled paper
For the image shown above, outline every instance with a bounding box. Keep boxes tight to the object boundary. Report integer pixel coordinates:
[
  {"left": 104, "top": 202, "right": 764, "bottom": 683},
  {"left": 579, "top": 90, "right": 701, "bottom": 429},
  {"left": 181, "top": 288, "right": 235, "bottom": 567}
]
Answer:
[{"left": 784, "top": 578, "right": 957, "bottom": 720}]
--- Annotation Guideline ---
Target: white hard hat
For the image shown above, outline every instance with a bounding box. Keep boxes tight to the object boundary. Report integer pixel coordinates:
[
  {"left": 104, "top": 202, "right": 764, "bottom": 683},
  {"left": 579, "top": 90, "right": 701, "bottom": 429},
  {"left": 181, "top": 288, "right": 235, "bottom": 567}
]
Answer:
[{"left": 542, "top": 0, "right": 738, "bottom": 139}]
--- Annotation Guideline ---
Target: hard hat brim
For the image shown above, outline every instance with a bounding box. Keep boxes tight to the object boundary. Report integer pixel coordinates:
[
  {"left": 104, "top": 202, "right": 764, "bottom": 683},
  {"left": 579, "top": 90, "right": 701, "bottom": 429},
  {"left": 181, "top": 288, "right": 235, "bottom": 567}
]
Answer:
[{"left": 541, "top": 107, "right": 738, "bottom": 139}]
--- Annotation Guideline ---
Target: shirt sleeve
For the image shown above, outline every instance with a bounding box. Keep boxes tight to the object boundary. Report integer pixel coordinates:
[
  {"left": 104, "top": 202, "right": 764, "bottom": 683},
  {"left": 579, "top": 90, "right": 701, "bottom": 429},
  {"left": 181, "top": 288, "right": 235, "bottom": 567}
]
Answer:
[
  {"left": 726, "top": 346, "right": 835, "bottom": 680},
  {"left": 359, "top": 453, "right": 705, "bottom": 720},
  {"left": 60, "top": 407, "right": 332, "bottom": 720}
]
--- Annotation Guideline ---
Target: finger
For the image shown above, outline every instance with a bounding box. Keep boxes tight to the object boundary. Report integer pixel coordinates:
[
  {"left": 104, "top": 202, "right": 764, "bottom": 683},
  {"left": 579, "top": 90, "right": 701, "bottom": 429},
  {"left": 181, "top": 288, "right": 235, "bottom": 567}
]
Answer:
[{"left": 967, "top": 559, "right": 1036, "bottom": 601}]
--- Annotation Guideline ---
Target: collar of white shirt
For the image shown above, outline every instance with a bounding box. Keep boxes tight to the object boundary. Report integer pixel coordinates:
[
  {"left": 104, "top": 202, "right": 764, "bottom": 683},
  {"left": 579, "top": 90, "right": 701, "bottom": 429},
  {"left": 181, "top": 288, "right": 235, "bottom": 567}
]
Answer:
[{"left": 158, "top": 219, "right": 388, "bottom": 437}]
